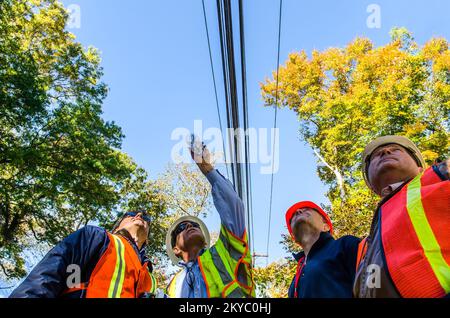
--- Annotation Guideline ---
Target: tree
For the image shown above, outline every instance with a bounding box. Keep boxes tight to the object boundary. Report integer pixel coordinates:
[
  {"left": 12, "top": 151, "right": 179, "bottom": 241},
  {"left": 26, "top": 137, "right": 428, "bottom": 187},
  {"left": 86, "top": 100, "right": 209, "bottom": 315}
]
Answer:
[
  {"left": 253, "top": 233, "right": 300, "bottom": 298},
  {"left": 253, "top": 259, "right": 296, "bottom": 298},
  {"left": 0, "top": 0, "right": 141, "bottom": 279},
  {"left": 261, "top": 28, "right": 450, "bottom": 238},
  {"left": 154, "top": 163, "right": 213, "bottom": 222}
]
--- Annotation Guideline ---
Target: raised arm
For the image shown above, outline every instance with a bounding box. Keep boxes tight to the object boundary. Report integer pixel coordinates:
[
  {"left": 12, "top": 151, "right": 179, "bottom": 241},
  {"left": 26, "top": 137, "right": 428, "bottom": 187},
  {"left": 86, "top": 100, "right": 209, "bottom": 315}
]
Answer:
[
  {"left": 190, "top": 142, "right": 245, "bottom": 238},
  {"left": 206, "top": 169, "right": 245, "bottom": 238}
]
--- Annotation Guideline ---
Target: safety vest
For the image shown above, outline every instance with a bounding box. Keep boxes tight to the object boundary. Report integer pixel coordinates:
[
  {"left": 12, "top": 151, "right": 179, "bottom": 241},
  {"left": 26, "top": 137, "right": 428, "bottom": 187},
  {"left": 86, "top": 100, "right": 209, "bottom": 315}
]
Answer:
[
  {"left": 65, "top": 232, "right": 157, "bottom": 298},
  {"left": 167, "top": 226, "right": 255, "bottom": 298},
  {"left": 380, "top": 166, "right": 450, "bottom": 297}
]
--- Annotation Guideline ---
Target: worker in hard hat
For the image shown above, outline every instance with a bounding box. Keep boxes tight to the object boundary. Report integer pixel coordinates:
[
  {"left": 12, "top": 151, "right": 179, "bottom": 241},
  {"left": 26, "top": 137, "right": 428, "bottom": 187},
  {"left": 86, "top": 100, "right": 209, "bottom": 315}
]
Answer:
[
  {"left": 285, "top": 201, "right": 360, "bottom": 298},
  {"left": 10, "top": 210, "right": 158, "bottom": 298},
  {"left": 354, "top": 135, "right": 449, "bottom": 298},
  {"left": 165, "top": 142, "right": 254, "bottom": 298}
]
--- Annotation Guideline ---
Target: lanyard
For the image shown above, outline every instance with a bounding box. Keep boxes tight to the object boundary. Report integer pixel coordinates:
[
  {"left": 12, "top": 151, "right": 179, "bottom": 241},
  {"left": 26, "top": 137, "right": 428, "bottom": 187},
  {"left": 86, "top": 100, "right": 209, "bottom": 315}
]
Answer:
[{"left": 293, "top": 256, "right": 306, "bottom": 298}]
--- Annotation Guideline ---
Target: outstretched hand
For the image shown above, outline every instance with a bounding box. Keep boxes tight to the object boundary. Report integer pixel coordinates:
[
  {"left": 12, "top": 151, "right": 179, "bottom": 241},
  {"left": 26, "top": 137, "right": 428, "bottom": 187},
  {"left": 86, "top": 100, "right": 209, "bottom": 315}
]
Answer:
[{"left": 190, "top": 140, "right": 214, "bottom": 176}]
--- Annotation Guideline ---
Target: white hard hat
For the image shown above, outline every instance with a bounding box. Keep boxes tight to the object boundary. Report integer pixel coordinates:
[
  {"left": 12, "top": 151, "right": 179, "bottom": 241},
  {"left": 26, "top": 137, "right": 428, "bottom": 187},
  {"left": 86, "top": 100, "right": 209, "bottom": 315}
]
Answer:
[{"left": 165, "top": 215, "right": 210, "bottom": 265}]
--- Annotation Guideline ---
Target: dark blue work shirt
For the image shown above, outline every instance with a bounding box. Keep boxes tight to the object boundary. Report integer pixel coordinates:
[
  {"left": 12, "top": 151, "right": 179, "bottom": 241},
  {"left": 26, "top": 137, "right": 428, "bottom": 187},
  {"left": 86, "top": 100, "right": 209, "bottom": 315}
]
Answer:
[{"left": 288, "top": 232, "right": 360, "bottom": 298}]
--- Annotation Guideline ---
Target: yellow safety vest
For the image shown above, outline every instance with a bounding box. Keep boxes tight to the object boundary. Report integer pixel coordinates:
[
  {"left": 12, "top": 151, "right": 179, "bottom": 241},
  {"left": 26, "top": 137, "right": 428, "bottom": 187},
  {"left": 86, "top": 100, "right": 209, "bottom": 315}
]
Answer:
[{"left": 167, "top": 226, "right": 255, "bottom": 298}]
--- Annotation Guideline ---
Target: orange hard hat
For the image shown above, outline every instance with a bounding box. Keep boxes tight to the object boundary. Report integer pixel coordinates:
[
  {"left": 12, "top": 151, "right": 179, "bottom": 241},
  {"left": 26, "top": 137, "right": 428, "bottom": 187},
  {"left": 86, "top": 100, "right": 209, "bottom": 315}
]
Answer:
[{"left": 285, "top": 201, "right": 333, "bottom": 237}]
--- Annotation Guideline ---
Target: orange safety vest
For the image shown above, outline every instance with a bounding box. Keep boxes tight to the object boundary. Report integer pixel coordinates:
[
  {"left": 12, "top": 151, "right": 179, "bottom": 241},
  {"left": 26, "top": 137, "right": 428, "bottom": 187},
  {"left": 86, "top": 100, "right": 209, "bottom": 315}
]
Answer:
[
  {"left": 65, "top": 232, "right": 156, "bottom": 298},
  {"left": 380, "top": 166, "right": 450, "bottom": 297}
]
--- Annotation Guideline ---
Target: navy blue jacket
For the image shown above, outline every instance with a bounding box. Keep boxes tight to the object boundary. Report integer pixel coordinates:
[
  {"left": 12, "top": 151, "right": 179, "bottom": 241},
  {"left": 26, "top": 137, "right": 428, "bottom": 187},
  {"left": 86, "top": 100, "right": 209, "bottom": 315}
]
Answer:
[
  {"left": 9, "top": 226, "right": 150, "bottom": 298},
  {"left": 288, "top": 232, "right": 360, "bottom": 298}
]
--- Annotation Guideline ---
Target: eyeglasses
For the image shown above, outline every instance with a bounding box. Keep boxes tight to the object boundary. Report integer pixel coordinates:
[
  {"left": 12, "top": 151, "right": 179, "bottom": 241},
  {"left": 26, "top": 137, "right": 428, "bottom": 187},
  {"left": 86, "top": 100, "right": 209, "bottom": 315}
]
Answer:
[
  {"left": 173, "top": 221, "right": 200, "bottom": 237},
  {"left": 124, "top": 211, "right": 151, "bottom": 223},
  {"left": 170, "top": 221, "right": 201, "bottom": 248}
]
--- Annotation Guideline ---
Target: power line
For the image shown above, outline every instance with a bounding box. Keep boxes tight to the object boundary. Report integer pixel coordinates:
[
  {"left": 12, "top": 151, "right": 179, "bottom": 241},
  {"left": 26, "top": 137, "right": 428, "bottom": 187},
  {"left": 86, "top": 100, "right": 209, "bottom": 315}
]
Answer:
[
  {"left": 216, "top": 0, "right": 254, "bottom": 258},
  {"left": 201, "top": 0, "right": 230, "bottom": 180},
  {"left": 265, "top": 0, "right": 283, "bottom": 266},
  {"left": 216, "top": 0, "right": 236, "bottom": 188},
  {"left": 238, "top": 0, "right": 255, "bottom": 258},
  {"left": 217, "top": 0, "right": 244, "bottom": 199},
  {"left": 223, "top": 0, "right": 243, "bottom": 200}
]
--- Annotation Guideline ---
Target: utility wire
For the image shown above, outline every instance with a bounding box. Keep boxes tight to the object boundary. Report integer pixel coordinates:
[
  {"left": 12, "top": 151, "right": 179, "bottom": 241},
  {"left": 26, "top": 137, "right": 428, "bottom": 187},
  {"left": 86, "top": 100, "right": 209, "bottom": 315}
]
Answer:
[
  {"left": 223, "top": 0, "right": 243, "bottom": 200},
  {"left": 201, "top": 0, "right": 229, "bottom": 180},
  {"left": 216, "top": 0, "right": 250, "bottom": 264},
  {"left": 265, "top": 0, "right": 283, "bottom": 266},
  {"left": 217, "top": 0, "right": 236, "bottom": 187},
  {"left": 217, "top": 0, "right": 253, "bottom": 257},
  {"left": 238, "top": 0, "right": 254, "bottom": 258}
]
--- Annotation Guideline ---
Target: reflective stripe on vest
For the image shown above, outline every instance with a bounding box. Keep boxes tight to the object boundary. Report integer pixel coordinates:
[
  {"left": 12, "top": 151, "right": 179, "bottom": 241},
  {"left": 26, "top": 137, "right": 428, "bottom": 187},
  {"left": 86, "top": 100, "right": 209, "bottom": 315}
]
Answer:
[
  {"left": 381, "top": 166, "right": 450, "bottom": 298},
  {"left": 199, "top": 226, "right": 255, "bottom": 298},
  {"left": 149, "top": 271, "right": 157, "bottom": 295},
  {"left": 407, "top": 174, "right": 450, "bottom": 293},
  {"left": 108, "top": 235, "right": 126, "bottom": 298},
  {"left": 168, "top": 226, "right": 255, "bottom": 298}
]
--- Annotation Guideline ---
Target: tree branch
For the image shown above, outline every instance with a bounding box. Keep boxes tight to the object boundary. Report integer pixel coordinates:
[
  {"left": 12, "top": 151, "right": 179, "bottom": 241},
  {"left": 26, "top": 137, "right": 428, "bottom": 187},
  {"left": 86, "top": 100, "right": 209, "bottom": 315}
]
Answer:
[{"left": 313, "top": 148, "right": 346, "bottom": 200}]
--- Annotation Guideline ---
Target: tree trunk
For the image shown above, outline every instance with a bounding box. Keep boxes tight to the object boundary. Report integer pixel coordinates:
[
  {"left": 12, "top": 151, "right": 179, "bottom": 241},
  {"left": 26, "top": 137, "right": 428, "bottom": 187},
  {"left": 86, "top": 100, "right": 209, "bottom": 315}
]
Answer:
[{"left": 313, "top": 149, "right": 346, "bottom": 200}]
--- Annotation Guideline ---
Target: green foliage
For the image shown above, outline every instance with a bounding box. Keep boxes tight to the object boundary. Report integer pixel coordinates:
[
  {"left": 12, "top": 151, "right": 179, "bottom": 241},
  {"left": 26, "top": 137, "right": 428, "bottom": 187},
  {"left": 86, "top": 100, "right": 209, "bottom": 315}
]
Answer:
[
  {"left": 0, "top": 0, "right": 145, "bottom": 279},
  {"left": 154, "top": 163, "right": 213, "bottom": 221},
  {"left": 253, "top": 259, "right": 296, "bottom": 298}
]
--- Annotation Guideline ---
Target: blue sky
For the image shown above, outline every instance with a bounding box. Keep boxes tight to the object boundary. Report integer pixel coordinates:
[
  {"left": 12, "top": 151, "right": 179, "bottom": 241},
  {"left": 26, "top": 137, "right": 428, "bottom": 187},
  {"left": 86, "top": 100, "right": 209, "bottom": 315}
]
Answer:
[{"left": 61, "top": 0, "right": 450, "bottom": 266}]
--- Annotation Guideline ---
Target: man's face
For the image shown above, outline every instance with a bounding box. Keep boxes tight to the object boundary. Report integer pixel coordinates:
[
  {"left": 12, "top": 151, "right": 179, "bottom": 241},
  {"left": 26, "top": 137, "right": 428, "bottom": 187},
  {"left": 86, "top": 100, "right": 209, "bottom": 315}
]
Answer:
[
  {"left": 173, "top": 221, "right": 206, "bottom": 256},
  {"left": 367, "top": 144, "right": 421, "bottom": 196},
  {"left": 290, "top": 208, "right": 329, "bottom": 241},
  {"left": 117, "top": 212, "right": 150, "bottom": 237}
]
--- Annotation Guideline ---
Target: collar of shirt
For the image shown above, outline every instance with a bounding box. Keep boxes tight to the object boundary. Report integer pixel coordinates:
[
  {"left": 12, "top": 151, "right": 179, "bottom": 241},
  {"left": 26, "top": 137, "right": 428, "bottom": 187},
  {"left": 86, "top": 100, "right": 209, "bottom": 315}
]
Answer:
[
  {"left": 178, "top": 260, "right": 197, "bottom": 269},
  {"left": 436, "top": 159, "right": 449, "bottom": 180},
  {"left": 177, "top": 248, "right": 206, "bottom": 268},
  {"left": 380, "top": 181, "right": 405, "bottom": 197}
]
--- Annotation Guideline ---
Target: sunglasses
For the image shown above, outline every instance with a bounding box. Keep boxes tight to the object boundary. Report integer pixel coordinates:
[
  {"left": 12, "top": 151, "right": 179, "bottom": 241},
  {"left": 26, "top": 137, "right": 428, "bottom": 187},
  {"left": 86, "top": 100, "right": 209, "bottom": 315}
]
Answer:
[
  {"left": 124, "top": 211, "right": 151, "bottom": 223},
  {"left": 173, "top": 221, "right": 200, "bottom": 237}
]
